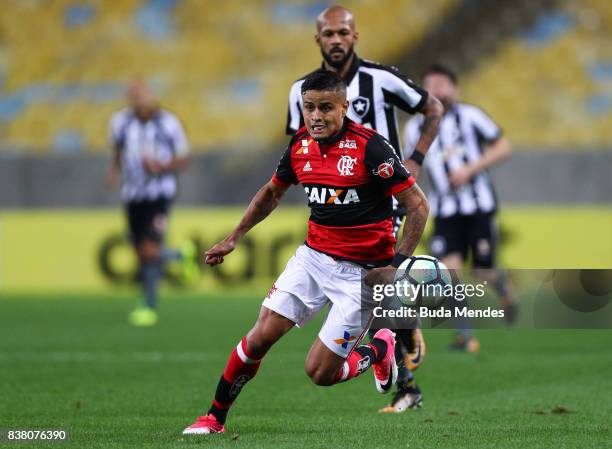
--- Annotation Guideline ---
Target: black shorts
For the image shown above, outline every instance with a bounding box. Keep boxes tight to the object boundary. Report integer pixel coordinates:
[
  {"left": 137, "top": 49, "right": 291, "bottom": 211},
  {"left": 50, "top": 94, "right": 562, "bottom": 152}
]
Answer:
[
  {"left": 125, "top": 197, "right": 171, "bottom": 245},
  {"left": 429, "top": 212, "right": 497, "bottom": 268}
]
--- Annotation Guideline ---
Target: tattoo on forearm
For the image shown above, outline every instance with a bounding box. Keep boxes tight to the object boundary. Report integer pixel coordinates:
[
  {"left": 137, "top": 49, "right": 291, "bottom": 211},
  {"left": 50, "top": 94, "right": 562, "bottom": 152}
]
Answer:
[
  {"left": 249, "top": 196, "right": 277, "bottom": 224},
  {"left": 237, "top": 186, "right": 283, "bottom": 234},
  {"left": 397, "top": 196, "right": 428, "bottom": 256},
  {"left": 416, "top": 115, "right": 440, "bottom": 154}
]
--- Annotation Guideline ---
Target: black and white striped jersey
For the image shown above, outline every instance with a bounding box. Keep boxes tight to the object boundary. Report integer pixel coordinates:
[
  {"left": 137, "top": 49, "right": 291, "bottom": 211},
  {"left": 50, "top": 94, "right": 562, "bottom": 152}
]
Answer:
[
  {"left": 286, "top": 56, "right": 428, "bottom": 157},
  {"left": 109, "top": 108, "right": 189, "bottom": 203},
  {"left": 404, "top": 103, "right": 502, "bottom": 218}
]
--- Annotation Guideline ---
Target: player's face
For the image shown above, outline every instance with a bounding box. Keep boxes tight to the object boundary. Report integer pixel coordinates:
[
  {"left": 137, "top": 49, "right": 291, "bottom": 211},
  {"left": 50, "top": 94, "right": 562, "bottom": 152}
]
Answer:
[
  {"left": 302, "top": 90, "right": 349, "bottom": 139},
  {"left": 423, "top": 73, "right": 458, "bottom": 110},
  {"left": 126, "top": 81, "right": 155, "bottom": 115},
  {"left": 316, "top": 14, "right": 358, "bottom": 69}
]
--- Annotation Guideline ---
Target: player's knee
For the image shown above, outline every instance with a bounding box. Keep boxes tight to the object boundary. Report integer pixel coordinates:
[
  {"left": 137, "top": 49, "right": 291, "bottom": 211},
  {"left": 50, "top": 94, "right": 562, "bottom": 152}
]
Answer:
[{"left": 244, "top": 334, "right": 273, "bottom": 359}]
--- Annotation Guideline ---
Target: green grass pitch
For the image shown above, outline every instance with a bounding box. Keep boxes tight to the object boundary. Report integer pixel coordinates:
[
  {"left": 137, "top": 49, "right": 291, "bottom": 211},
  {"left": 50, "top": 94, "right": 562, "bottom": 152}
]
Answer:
[{"left": 1, "top": 291, "right": 611, "bottom": 449}]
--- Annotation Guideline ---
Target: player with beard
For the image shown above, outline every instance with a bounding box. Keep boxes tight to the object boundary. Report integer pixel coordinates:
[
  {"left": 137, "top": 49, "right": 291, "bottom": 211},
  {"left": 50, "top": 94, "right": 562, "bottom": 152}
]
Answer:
[{"left": 286, "top": 5, "right": 443, "bottom": 413}]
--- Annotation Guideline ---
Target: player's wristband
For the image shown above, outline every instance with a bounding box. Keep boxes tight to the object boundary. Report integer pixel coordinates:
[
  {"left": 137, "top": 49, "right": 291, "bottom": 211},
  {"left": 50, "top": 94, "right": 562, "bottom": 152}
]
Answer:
[
  {"left": 391, "top": 253, "right": 409, "bottom": 268},
  {"left": 409, "top": 150, "right": 425, "bottom": 166}
]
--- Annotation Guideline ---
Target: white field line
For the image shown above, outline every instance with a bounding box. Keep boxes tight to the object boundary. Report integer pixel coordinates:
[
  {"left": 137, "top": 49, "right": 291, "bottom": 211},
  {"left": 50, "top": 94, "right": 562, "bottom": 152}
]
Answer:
[{"left": 0, "top": 351, "right": 306, "bottom": 363}]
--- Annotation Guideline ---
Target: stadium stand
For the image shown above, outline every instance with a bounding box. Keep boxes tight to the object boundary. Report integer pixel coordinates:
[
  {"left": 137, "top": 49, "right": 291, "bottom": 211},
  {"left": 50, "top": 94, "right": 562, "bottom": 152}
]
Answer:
[
  {"left": 0, "top": 0, "right": 454, "bottom": 152},
  {"left": 460, "top": 0, "right": 612, "bottom": 149}
]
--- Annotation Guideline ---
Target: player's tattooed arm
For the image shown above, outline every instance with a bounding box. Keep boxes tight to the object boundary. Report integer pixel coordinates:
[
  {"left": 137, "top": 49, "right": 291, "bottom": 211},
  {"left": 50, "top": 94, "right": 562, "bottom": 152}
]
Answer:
[
  {"left": 394, "top": 183, "right": 429, "bottom": 257},
  {"left": 364, "top": 183, "right": 429, "bottom": 286},
  {"left": 205, "top": 181, "right": 289, "bottom": 265},
  {"left": 405, "top": 95, "right": 443, "bottom": 178},
  {"left": 237, "top": 181, "right": 288, "bottom": 234}
]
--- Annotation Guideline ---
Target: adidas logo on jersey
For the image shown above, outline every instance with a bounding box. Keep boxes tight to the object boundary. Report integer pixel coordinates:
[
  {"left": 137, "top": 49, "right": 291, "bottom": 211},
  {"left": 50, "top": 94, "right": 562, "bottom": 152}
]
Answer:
[
  {"left": 303, "top": 161, "right": 312, "bottom": 172},
  {"left": 304, "top": 186, "right": 360, "bottom": 205}
]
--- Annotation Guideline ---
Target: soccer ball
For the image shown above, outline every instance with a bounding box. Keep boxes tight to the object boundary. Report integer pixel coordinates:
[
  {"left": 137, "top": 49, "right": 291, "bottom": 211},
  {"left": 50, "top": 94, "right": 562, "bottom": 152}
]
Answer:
[{"left": 393, "top": 255, "right": 453, "bottom": 309}]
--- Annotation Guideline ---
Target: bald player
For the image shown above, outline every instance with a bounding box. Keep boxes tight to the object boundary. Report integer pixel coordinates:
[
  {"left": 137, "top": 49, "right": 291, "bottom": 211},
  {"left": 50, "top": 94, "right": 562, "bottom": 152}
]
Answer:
[
  {"left": 106, "top": 79, "right": 194, "bottom": 326},
  {"left": 286, "top": 6, "right": 443, "bottom": 413}
]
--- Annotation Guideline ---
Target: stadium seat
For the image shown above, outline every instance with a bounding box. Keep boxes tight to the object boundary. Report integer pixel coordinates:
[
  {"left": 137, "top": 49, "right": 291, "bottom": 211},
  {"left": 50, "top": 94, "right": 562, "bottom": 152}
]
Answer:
[
  {"left": 0, "top": 0, "right": 454, "bottom": 152},
  {"left": 461, "top": 0, "right": 612, "bottom": 149}
]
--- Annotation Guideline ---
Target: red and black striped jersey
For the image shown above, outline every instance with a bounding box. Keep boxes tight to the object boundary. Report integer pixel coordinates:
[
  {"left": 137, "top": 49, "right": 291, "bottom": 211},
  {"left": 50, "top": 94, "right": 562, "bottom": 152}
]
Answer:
[{"left": 272, "top": 119, "right": 415, "bottom": 267}]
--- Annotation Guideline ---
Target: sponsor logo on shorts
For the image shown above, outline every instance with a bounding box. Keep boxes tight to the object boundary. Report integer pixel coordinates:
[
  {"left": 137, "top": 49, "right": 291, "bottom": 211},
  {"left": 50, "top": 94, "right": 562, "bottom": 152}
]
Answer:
[
  {"left": 477, "top": 239, "right": 491, "bottom": 256},
  {"left": 430, "top": 236, "right": 446, "bottom": 256},
  {"left": 152, "top": 214, "right": 168, "bottom": 233},
  {"left": 333, "top": 331, "right": 357, "bottom": 349},
  {"left": 266, "top": 283, "right": 278, "bottom": 299}
]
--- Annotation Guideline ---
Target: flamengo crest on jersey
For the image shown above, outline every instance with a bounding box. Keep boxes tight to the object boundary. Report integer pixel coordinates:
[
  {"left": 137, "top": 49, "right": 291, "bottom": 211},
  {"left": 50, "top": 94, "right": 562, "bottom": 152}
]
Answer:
[
  {"left": 272, "top": 119, "right": 416, "bottom": 264},
  {"left": 337, "top": 155, "right": 357, "bottom": 176}
]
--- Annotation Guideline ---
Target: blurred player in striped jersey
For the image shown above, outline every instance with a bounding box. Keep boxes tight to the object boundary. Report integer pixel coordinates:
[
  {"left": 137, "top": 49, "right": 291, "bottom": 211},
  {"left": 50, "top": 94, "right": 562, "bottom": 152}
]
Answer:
[
  {"left": 404, "top": 64, "right": 517, "bottom": 351},
  {"left": 106, "top": 79, "right": 197, "bottom": 326}
]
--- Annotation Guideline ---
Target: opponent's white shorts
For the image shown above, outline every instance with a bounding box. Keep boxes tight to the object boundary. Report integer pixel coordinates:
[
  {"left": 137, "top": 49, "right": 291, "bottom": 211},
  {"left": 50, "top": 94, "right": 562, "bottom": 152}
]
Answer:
[{"left": 262, "top": 245, "right": 375, "bottom": 358}]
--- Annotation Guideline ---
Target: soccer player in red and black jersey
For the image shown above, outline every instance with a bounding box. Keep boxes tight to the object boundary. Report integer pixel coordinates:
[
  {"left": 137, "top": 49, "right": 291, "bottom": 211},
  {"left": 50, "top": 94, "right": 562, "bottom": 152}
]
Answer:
[
  {"left": 183, "top": 70, "right": 429, "bottom": 435},
  {"left": 287, "top": 5, "right": 443, "bottom": 413}
]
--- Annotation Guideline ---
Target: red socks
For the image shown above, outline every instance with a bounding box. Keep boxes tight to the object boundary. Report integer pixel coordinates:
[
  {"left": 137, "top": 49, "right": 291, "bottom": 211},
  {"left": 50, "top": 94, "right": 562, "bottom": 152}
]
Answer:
[{"left": 209, "top": 337, "right": 261, "bottom": 423}]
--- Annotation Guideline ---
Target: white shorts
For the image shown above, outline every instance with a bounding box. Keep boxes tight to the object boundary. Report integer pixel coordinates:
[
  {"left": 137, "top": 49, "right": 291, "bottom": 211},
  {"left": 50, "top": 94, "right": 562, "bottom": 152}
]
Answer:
[{"left": 262, "top": 245, "right": 375, "bottom": 358}]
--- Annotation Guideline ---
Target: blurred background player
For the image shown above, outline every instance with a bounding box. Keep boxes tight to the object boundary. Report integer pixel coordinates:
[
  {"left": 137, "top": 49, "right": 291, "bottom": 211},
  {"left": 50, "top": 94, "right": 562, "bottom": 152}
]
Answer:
[
  {"left": 286, "top": 5, "right": 443, "bottom": 413},
  {"left": 404, "top": 64, "right": 517, "bottom": 351},
  {"left": 106, "top": 79, "right": 194, "bottom": 326}
]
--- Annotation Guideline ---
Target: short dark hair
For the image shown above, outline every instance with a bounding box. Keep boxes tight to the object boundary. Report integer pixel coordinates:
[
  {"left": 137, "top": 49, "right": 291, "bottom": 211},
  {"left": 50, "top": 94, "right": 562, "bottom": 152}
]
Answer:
[
  {"left": 424, "top": 63, "right": 458, "bottom": 84},
  {"left": 301, "top": 69, "right": 346, "bottom": 96}
]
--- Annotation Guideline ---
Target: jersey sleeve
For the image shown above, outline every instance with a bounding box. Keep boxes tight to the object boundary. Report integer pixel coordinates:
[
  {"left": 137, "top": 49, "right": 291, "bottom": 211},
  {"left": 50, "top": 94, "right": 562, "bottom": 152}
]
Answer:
[
  {"left": 285, "top": 81, "right": 304, "bottom": 135},
  {"left": 468, "top": 105, "right": 502, "bottom": 143},
  {"left": 365, "top": 133, "right": 416, "bottom": 196},
  {"left": 271, "top": 142, "right": 298, "bottom": 187},
  {"left": 382, "top": 68, "right": 428, "bottom": 114}
]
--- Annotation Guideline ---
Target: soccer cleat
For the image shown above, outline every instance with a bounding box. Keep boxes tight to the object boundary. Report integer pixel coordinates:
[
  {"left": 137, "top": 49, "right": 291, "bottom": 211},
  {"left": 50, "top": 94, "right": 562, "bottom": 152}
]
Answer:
[
  {"left": 129, "top": 307, "right": 158, "bottom": 327},
  {"left": 183, "top": 414, "right": 225, "bottom": 435},
  {"left": 371, "top": 329, "right": 398, "bottom": 394},
  {"left": 449, "top": 334, "right": 480, "bottom": 353},
  {"left": 379, "top": 385, "right": 423, "bottom": 413}
]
